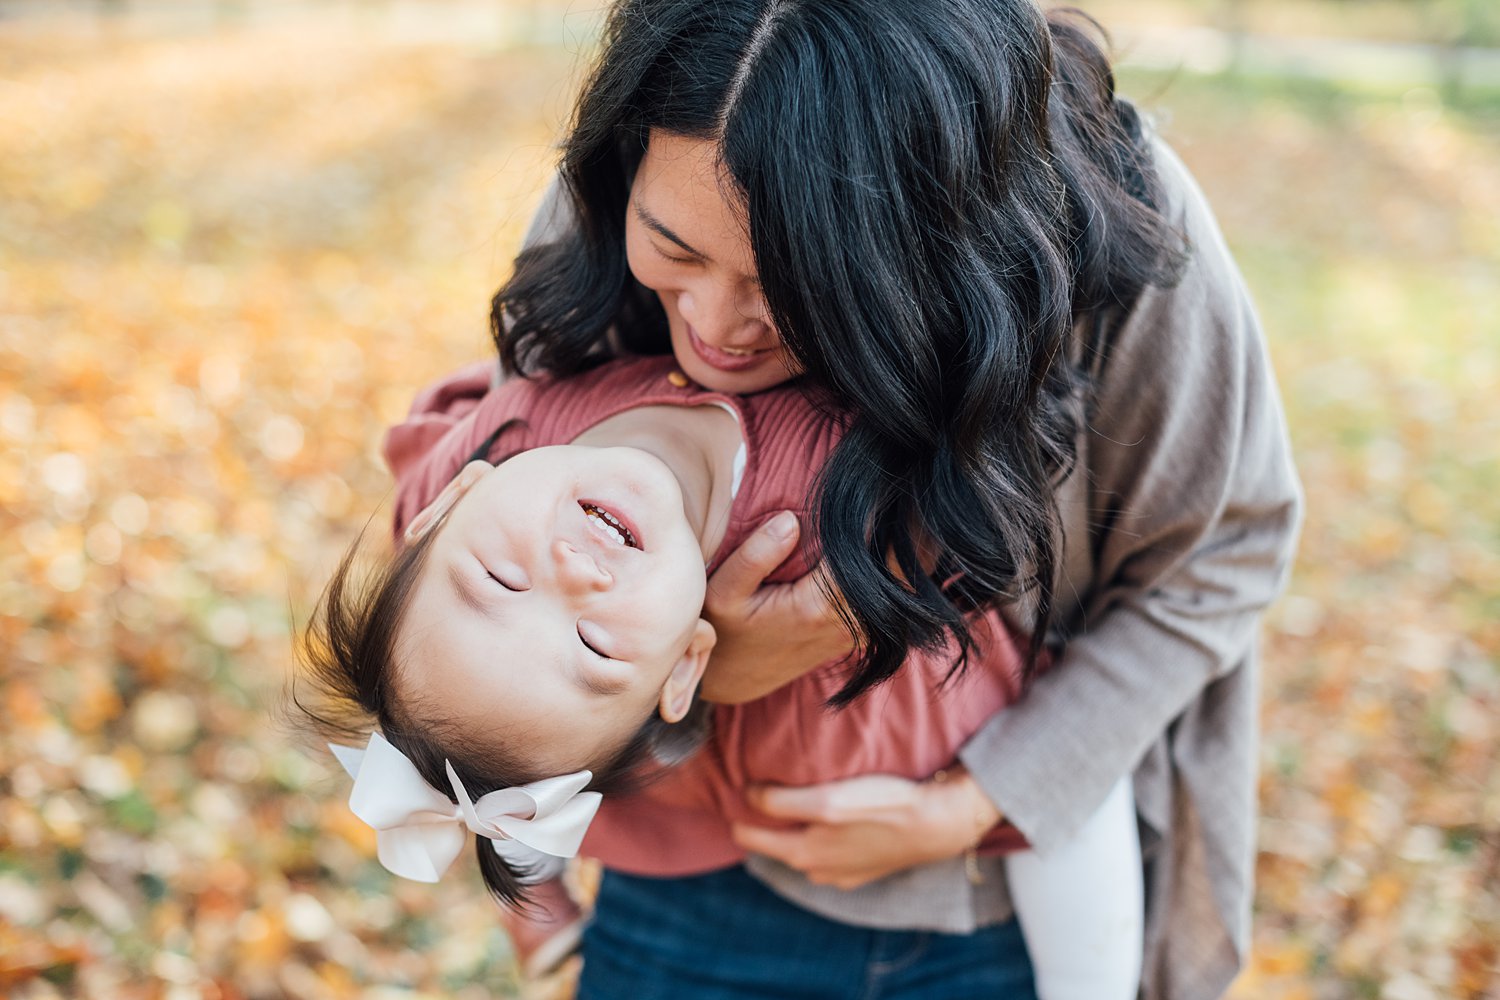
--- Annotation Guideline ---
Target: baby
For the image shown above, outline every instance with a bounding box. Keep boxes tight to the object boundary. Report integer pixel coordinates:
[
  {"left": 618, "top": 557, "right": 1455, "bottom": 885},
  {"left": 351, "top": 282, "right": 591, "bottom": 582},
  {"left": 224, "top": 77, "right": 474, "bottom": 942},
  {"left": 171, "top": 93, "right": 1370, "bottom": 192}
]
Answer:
[{"left": 300, "top": 355, "right": 1142, "bottom": 999}]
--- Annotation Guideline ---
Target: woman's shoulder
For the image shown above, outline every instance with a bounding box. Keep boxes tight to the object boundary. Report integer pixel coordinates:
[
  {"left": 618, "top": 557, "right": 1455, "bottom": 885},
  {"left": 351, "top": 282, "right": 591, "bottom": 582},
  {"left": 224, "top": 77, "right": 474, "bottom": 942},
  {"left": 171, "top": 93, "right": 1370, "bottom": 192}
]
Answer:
[
  {"left": 1090, "top": 129, "right": 1260, "bottom": 382},
  {"left": 1142, "top": 130, "right": 1247, "bottom": 301}
]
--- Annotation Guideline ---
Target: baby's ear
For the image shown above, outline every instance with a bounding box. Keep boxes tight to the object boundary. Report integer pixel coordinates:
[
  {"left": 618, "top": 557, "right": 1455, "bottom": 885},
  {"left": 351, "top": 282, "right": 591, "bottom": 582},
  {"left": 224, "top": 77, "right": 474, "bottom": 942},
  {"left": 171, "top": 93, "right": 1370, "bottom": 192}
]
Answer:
[
  {"left": 658, "top": 619, "right": 716, "bottom": 724},
  {"left": 404, "top": 460, "right": 491, "bottom": 542}
]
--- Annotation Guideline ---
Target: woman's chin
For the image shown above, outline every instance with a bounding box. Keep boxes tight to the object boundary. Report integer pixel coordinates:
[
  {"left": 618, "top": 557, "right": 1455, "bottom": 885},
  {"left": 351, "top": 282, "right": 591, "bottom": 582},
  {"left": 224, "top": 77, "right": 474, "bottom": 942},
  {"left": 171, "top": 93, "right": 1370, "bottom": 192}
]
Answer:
[
  {"left": 678, "top": 354, "right": 796, "bottom": 395},
  {"left": 668, "top": 326, "right": 796, "bottom": 394}
]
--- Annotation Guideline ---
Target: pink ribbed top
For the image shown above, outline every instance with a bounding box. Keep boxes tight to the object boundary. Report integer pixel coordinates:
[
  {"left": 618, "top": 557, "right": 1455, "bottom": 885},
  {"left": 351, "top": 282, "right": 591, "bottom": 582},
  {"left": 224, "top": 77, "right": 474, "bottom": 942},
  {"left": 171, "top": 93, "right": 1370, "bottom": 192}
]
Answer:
[{"left": 385, "top": 356, "right": 1029, "bottom": 875}]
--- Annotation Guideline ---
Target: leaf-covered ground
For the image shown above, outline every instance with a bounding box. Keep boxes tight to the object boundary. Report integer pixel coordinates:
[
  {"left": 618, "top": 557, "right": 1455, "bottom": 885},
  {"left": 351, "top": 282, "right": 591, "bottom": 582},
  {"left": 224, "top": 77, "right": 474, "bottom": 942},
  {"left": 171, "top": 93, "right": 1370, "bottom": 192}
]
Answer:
[{"left": 1, "top": 4, "right": 1496, "bottom": 998}]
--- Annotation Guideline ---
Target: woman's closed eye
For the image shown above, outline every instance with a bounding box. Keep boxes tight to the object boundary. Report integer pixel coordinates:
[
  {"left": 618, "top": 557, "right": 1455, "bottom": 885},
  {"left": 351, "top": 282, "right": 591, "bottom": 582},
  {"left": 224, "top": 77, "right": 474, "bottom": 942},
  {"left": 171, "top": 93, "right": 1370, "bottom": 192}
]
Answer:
[{"left": 652, "top": 243, "right": 697, "bottom": 265}]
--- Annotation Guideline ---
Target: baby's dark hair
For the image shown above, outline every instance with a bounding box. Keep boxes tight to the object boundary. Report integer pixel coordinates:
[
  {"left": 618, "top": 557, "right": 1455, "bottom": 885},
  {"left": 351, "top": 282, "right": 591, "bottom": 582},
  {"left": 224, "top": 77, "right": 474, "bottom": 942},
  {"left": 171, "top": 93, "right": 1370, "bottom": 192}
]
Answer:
[{"left": 294, "top": 521, "right": 709, "bottom": 908}]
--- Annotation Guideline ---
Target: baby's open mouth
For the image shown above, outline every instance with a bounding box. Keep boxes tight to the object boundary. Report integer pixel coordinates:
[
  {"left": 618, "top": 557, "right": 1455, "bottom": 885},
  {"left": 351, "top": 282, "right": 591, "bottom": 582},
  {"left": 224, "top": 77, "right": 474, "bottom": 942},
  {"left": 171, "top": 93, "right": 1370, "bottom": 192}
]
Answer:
[{"left": 580, "top": 502, "right": 640, "bottom": 549}]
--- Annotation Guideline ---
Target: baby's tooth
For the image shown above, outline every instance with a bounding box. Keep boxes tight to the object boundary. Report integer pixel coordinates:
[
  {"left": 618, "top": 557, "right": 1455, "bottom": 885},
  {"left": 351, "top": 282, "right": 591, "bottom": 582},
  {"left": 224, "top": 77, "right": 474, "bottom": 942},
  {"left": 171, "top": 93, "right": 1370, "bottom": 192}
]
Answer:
[{"left": 583, "top": 503, "right": 634, "bottom": 547}]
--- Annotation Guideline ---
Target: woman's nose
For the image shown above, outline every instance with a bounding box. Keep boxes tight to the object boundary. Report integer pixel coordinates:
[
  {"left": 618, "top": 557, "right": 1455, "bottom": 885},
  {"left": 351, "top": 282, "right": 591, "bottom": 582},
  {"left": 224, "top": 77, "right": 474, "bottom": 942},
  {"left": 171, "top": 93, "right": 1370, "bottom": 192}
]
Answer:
[
  {"left": 552, "top": 539, "right": 612, "bottom": 593},
  {"left": 678, "top": 280, "right": 772, "bottom": 349}
]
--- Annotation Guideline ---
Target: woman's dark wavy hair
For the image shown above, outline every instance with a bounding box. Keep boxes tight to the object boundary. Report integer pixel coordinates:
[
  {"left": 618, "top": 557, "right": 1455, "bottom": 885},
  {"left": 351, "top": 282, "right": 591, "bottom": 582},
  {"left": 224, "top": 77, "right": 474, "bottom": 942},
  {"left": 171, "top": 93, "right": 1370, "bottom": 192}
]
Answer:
[
  {"left": 495, "top": 0, "right": 1185, "bottom": 705},
  {"left": 293, "top": 521, "right": 708, "bottom": 908}
]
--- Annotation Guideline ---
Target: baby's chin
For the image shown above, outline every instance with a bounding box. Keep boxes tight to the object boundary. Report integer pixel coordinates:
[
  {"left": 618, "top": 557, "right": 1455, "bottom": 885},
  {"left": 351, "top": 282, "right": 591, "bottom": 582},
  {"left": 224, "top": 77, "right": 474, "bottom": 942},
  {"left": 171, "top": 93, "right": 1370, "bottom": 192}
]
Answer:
[
  {"left": 397, "top": 675, "right": 649, "bottom": 784},
  {"left": 523, "top": 711, "right": 654, "bottom": 780}
]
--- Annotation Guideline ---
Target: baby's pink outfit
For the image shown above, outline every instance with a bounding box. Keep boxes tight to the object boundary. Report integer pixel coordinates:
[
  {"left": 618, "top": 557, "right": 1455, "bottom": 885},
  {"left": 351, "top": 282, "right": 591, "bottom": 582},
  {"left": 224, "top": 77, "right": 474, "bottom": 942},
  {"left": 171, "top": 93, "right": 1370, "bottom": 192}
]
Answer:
[{"left": 385, "top": 356, "right": 1030, "bottom": 876}]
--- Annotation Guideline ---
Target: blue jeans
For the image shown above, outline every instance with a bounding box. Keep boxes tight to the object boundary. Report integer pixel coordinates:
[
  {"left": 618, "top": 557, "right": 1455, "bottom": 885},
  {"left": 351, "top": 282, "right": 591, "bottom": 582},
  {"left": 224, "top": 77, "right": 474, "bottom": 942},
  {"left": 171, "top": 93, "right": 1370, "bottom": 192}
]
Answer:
[{"left": 577, "top": 866, "right": 1038, "bottom": 1000}]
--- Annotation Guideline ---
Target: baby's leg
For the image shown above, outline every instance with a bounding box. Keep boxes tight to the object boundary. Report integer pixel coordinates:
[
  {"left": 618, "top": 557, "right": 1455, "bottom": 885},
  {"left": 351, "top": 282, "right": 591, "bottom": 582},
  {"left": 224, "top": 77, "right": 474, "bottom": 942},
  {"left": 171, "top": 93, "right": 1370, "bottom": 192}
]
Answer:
[
  {"left": 493, "top": 841, "right": 586, "bottom": 979},
  {"left": 1003, "top": 776, "right": 1142, "bottom": 1000}
]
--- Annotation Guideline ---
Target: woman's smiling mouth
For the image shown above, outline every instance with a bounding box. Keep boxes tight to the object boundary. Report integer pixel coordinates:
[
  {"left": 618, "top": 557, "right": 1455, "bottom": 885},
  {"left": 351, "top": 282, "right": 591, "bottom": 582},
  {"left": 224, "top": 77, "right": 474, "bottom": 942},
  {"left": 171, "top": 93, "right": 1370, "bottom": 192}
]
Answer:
[{"left": 686, "top": 325, "right": 774, "bottom": 373}]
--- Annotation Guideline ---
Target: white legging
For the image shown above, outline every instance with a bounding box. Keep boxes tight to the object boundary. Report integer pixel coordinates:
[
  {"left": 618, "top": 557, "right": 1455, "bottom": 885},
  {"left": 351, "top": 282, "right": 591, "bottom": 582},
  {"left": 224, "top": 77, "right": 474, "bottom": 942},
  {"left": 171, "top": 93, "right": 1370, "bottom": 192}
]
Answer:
[{"left": 1004, "top": 776, "right": 1143, "bottom": 1000}]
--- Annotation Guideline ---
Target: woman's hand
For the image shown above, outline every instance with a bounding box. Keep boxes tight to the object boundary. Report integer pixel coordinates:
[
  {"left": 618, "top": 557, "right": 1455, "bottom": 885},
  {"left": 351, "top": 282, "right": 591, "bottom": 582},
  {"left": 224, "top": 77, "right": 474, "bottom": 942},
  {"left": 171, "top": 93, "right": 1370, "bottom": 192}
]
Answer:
[
  {"left": 729, "top": 768, "right": 1002, "bottom": 890},
  {"left": 699, "top": 512, "right": 856, "bottom": 704}
]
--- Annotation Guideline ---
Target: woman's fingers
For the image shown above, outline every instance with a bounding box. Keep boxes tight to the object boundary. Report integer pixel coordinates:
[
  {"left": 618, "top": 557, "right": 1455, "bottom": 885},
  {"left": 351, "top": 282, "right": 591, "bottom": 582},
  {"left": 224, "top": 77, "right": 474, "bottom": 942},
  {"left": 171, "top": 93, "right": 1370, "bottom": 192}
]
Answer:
[
  {"left": 731, "top": 773, "right": 1005, "bottom": 888},
  {"left": 745, "top": 784, "right": 835, "bottom": 823},
  {"left": 728, "top": 823, "right": 815, "bottom": 871},
  {"left": 781, "top": 561, "right": 850, "bottom": 628},
  {"left": 704, "top": 511, "right": 800, "bottom": 614},
  {"left": 697, "top": 514, "right": 855, "bottom": 703},
  {"left": 733, "top": 778, "right": 928, "bottom": 887},
  {"left": 729, "top": 823, "right": 874, "bottom": 887},
  {"left": 748, "top": 777, "right": 918, "bottom": 825},
  {"left": 727, "top": 817, "right": 920, "bottom": 890}
]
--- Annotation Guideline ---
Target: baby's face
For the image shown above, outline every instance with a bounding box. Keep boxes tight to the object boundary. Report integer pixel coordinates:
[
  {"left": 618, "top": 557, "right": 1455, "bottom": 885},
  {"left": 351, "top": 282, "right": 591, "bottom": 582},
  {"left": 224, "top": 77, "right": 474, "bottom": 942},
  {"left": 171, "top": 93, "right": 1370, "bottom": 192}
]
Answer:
[{"left": 401, "top": 447, "right": 714, "bottom": 773}]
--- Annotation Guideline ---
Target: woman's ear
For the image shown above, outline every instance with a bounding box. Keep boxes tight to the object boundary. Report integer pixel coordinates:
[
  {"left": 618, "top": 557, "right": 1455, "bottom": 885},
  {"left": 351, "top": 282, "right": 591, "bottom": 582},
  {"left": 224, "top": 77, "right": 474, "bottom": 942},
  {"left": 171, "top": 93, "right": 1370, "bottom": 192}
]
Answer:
[
  {"left": 403, "top": 460, "right": 491, "bottom": 542},
  {"left": 658, "top": 619, "right": 716, "bottom": 724}
]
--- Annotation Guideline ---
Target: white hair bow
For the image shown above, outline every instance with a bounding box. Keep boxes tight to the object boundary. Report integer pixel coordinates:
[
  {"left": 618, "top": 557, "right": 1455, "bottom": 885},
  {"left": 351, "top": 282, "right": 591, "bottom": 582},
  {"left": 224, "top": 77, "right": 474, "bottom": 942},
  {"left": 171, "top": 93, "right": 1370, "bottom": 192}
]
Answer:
[{"left": 328, "top": 732, "right": 603, "bottom": 883}]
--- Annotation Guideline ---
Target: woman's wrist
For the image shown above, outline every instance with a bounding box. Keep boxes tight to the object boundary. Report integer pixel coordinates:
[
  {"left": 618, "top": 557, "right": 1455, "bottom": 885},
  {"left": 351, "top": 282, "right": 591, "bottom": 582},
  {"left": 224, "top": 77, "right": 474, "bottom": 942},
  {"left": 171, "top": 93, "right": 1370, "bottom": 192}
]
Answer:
[
  {"left": 928, "top": 767, "right": 1002, "bottom": 853},
  {"left": 927, "top": 767, "right": 1001, "bottom": 884}
]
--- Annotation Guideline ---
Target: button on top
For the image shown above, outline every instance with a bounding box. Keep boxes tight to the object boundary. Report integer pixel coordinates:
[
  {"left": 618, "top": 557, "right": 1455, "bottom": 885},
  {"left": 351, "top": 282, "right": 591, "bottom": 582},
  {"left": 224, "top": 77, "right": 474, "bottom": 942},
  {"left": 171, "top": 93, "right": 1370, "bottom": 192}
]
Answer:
[{"left": 667, "top": 371, "right": 689, "bottom": 388}]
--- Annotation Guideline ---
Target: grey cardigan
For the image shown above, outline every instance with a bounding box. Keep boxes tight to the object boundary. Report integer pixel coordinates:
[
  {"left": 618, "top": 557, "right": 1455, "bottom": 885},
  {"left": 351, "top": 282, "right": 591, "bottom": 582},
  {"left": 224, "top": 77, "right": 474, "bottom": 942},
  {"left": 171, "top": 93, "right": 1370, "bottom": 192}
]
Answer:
[{"left": 520, "top": 138, "right": 1303, "bottom": 1000}]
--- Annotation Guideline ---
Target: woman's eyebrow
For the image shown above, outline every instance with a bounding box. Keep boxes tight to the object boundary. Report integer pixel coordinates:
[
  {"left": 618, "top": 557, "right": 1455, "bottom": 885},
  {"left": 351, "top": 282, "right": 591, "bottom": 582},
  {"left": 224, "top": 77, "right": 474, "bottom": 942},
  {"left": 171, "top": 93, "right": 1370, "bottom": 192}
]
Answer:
[{"left": 634, "top": 203, "right": 707, "bottom": 260}]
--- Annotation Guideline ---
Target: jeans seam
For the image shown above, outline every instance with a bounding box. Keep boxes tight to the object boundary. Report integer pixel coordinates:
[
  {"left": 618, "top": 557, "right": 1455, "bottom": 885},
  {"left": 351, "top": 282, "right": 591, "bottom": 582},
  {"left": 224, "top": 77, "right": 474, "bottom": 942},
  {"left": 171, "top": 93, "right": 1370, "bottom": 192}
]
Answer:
[{"left": 862, "top": 932, "right": 930, "bottom": 1000}]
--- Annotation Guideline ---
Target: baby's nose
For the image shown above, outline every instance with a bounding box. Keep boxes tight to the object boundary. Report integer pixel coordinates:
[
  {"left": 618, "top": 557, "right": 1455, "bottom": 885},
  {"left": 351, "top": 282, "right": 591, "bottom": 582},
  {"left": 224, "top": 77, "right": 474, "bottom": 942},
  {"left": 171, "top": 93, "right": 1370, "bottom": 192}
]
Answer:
[{"left": 553, "top": 539, "right": 612, "bottom": 592}]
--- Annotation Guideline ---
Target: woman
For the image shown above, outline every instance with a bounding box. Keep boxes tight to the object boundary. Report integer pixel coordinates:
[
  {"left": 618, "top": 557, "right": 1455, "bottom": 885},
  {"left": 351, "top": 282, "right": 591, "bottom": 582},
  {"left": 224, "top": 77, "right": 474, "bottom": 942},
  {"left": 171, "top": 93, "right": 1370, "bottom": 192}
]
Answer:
[{"left": 493, "top": 0, "right": 1302, "bottom": 996}]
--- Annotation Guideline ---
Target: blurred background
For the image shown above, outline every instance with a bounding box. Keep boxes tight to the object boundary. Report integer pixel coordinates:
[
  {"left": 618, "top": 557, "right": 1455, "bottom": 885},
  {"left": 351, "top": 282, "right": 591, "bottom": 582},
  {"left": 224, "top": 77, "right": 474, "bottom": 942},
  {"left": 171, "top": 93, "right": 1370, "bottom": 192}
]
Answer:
[{"left": 0, "top": 0, "right": 1495, "bottom": 997}]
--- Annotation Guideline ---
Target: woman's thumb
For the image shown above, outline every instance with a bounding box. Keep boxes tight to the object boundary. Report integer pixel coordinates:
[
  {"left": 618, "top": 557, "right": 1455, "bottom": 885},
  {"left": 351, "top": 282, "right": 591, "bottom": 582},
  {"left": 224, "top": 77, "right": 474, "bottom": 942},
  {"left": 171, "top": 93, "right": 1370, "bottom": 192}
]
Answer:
[{"left": 706, "top": 511, "right": 800, "bottom": 608}]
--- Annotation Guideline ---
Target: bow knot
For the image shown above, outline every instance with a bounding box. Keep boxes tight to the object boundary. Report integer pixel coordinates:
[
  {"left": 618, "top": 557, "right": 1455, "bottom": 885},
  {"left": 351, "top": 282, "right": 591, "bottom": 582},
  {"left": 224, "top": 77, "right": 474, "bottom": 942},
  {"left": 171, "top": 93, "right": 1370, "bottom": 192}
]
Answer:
[{"left": 329, "top": 733, "right": 602, "bottom": 883}]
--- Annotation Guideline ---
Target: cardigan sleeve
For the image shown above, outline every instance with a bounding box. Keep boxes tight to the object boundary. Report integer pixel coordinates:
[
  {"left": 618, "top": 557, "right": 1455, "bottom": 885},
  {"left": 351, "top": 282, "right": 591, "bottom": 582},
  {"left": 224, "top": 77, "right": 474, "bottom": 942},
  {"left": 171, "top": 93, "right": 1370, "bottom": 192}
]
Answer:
[{"left": 957, "top": 142, "right": 1303, "bottom": 851}]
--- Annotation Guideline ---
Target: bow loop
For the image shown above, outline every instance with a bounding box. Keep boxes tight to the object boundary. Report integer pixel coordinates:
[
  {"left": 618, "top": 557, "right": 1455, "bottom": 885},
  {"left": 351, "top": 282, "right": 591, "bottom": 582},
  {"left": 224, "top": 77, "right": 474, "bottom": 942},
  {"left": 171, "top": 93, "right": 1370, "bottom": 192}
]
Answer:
[{"left": 329, "top": 733, "right": 602, "bottom": 883}]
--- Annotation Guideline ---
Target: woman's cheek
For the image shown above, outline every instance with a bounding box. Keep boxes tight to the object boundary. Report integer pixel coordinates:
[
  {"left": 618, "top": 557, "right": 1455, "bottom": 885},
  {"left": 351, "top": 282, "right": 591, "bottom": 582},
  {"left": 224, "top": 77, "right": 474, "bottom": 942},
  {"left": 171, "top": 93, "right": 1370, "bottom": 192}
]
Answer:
[
  {"left": 625, "top": 243, "right": 688, "bottom": 337},
  {"left": 624, "top": 227, "right": 671, "bottom": 295}
]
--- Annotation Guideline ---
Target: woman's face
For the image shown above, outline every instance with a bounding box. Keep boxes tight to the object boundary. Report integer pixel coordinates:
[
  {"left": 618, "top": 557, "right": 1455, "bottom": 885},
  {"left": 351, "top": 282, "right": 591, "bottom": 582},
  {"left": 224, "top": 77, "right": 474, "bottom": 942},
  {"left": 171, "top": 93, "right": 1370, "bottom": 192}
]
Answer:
[
  {"left": 626, "top": 131, "right": 800, "bottom": 395},
  {"left": 400, "top": 451, "right": 714, "bottom": 774}
]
